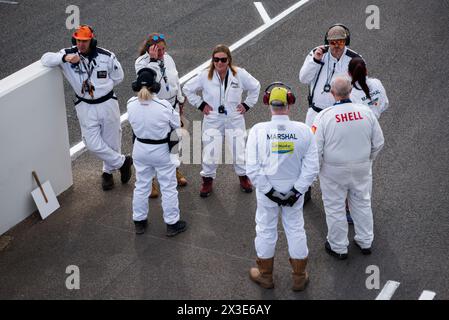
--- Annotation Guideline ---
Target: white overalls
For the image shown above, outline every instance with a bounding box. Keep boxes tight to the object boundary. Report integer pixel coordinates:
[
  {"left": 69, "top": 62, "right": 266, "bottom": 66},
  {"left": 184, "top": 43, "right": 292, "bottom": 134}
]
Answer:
[
  {"left": 127, "top": 96, "right": 181, "bottom": 224},
  {"left": 183, "top": 67, "right": 260, "bottom": 178},
  {"left": 312, "top": 100, "right": 384, "bottom": 253},
  {"left": 41, "top": 46, "right": 125, "bottom": 173},
  {"left": 246, "top": 116, "right": 319, "bottom": 259}
]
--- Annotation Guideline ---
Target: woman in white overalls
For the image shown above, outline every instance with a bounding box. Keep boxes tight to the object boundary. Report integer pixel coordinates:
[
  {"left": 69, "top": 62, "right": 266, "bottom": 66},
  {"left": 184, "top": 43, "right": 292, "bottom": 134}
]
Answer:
[
  {"left": 183, "top": 45, "right": 261, "bottom": 197},
  {"left": 345, "top": 57, "right": 389, "bottom": 225},
  {"left": 135, "top": 33, "right": 188, "bottom": 198},
  {"left": 127, "top": 68, "right": 187, "bottom": 236},
  {"left": 349, "top": 57, "right": 389, "bottom": 119}
]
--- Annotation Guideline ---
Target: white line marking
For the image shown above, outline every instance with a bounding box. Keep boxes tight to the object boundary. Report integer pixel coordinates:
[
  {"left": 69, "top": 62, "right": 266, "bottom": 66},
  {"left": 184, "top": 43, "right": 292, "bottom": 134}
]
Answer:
[
  {"left": 0, "top": 1, "right": 19, "bottom": 4},
  {"left": 419, "top": 290, "right": 436, "bottom": 300},
  {"left": 69, "top": 0, "right": 310, "bottom": 159},
  {"left": 69, "top": 141, "right": 86, "bottom": 158},
  {"left": 375, "top": 280, "right": 401, "bottom": 300},
  {"left": 254, "top": 2, "right": 271, "bottom": 24}
]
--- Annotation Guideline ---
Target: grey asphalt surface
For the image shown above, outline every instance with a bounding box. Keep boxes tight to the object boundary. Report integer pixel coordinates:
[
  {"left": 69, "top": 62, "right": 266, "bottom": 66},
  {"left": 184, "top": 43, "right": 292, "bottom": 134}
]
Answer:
[{"left": 1, "top": 0, "right": 449, "bottom": 300}]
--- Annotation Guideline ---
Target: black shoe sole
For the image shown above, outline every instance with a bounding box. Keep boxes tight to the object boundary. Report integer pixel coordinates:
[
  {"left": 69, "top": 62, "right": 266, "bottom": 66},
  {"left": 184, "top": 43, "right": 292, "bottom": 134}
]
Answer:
[
  {"left": 102, "top": 184, "right": 114, "bottom": 191},
  {"left": 200, "top": 192, "right": 211, "bottom": 198},
  {"left": 354, "top": 242, "right": 372, "bottom": 255},
  {"left": 325, "top": 242, "right": 348, "bottom": 260},
  {"left": 134, "top": 221, "right": 147, "bottom": 235},
  {"left": 166, "top": 225, "right": 187, "bottom": 237},
  {"left": 241, "top": 187, "right": 253, "bottom": 193}
]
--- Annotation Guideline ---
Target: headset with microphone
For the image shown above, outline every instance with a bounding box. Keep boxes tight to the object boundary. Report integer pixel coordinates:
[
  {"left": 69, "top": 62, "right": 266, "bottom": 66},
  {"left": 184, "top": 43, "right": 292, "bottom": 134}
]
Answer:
[
  {"left": 132, "top": 68, "right": 161, "bottom": 94},
  {"left": 324, "top": 23, "right": 351, "bottom": 46},
  {"left": 263, "top": 82, "right": 296, "bottom": 106}
]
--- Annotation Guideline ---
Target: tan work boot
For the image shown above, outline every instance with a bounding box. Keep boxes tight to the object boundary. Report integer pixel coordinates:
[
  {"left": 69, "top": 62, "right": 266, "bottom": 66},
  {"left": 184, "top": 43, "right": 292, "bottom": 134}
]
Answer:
[
  {"left": 249, "top": 257, "right": 274, "bottom": 289},
  {"left": 289, "top": 257, "right": 309, "bottom": 291},
  {"left": 176, "top": 168, "right": 188, "bottom": 187},
  {"left": 149, "top": 179, "right": 160, "bottom": 198}
]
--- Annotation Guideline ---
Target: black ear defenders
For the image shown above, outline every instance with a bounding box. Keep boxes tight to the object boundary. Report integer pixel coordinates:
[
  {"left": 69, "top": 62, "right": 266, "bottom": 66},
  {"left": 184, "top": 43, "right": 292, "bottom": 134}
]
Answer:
[
  {"left": 263, "top": 82, "right": 296, "bottom": 106},
  {"left": 132, "top": 68, "right": 161, "bottom": 94},
  {"left": 71, "top": 25, "right": 98, "bottom": 49},
  {"left": 324, "top": 23, "right": 350, "bottom": 46}
]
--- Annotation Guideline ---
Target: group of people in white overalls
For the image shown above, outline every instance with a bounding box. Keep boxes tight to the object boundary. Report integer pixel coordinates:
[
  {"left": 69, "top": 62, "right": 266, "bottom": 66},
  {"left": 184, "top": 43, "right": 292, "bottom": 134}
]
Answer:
[{"left": 41, "top": 23, "right": 389, "bottom": 291}]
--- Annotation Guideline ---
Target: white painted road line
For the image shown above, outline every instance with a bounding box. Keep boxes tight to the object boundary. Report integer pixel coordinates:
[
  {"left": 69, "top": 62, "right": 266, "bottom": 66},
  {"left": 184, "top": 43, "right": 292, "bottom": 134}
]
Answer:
[
  {"left": 254, "top": 2, "right": 271, "bottom": 24},
  {"left": 375, "top": 280, "right": 401, "bottom": 300},
  {"left": 0, "top": 1, "right": 19, "bottom": 4},
  {"left": 69, "top": 0, "right": 310, "bottom": 159},
  {"left": 419, "top": 290, "right": 436, "bottom": 300}
]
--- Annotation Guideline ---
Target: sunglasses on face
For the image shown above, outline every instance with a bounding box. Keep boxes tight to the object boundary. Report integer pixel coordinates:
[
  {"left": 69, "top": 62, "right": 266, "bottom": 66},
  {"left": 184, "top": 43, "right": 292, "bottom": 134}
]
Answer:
[
  {"left": 213, "top": 57, "right": 228, "bottom": 63},
  {"left": 329, "top": 39, "right": 346, "bottom": 46},
  {"left": 151, "top": 34, "right": 165, "bottom": 42}
]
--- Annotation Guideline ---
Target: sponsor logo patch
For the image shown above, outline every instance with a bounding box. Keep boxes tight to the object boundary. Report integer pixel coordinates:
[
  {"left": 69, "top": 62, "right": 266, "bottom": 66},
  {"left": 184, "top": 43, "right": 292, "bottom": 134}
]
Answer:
[{"left": 272, "top": 141, "right": 294, "bottom": 154}]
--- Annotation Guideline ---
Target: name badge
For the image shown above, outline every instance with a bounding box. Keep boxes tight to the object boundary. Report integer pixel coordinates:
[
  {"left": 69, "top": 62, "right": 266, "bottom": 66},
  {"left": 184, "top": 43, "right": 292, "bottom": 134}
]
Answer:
[{"left": 97, "top": 70, "right": 108, "bottom": 79}]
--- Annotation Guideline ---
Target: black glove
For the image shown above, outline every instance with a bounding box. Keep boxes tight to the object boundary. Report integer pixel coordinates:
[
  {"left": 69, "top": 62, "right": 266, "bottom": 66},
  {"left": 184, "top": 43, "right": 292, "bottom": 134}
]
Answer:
[
  {"left": 265, "top": 188, "right": 286, "bottom": 206},
  {"left": 282, "top": 187, "right": 302, "bottom": 207}
]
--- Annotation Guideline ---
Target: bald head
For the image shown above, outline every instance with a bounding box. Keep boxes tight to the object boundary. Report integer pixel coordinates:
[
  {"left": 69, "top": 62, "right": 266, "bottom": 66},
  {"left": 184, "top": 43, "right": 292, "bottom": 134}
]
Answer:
[{"left": 331, "top": 76, "right": 352, "bottom": 100}]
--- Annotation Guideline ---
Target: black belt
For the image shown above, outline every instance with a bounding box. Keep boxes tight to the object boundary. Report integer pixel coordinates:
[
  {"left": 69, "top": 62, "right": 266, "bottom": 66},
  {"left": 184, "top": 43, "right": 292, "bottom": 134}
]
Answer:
[
  {"left": 136, "top": 137, "right": 170, "bottom": 144},
  {"left": 135, "top": 130, "right": 179, "bottom": 152},
  {"left": 311, "top": 105, "right": 323, "bottom": 113},
  {"left": 75, "top": 90, "right": 116, "bottom": 105}
]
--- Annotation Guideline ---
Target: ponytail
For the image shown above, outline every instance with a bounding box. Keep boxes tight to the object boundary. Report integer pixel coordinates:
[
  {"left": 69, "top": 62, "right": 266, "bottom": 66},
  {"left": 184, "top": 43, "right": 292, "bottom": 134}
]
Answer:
[
  {"left": 138, "top": 86, "right": 153, "bottom": 101},
  {"left": 348, "top": 57, "right": 371, "bottom": 100}
]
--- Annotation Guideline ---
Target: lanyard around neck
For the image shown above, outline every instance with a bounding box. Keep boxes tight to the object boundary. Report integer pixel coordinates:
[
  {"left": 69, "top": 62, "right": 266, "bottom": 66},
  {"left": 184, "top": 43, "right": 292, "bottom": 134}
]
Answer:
[{"left": 80, "top": 55, "right": 95, "bottom": 80}]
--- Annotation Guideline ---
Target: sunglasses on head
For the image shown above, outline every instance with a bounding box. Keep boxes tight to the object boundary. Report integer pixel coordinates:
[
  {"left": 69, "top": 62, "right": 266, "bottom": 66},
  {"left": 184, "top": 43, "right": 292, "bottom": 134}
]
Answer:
[
  {"left": 213, "top": 57, "right": 228, "bottom": 63},
  {"left": 151, "top": 34, "right": 165, "bottom": 42}
]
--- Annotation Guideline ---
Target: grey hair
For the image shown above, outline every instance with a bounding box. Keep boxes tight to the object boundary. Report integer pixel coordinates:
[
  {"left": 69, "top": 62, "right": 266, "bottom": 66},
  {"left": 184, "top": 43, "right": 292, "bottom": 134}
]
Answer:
[
  {"left": 331, "top": 76, "right": 352, "bottom": 98},
  {"left": 270, "top": 105, "right": 289, "bottom": 113}
]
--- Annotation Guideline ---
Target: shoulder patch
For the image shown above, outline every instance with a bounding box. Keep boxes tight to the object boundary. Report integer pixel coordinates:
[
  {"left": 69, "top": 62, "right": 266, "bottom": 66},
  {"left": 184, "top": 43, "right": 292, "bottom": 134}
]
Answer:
[
  {"left": 345, "top": 49, "right": 361, "bottom": 58},
  {"left": 96, "top": 47, "right": 112, "bottom": 57}
]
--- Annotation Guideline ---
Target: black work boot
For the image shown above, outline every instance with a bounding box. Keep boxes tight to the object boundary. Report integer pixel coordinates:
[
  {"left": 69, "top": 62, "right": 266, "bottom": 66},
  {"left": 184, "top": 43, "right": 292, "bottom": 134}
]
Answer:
[
  {"left": 166, "top": 220, "right": 187, "bottom": 237},
  {"left": 134, "top": 220, "right": 148, "bottom": 235},
  {"left": 325, "top": 241, "right": 348, "bottom": 260},
  {"left": 102, "top": 172, "right": 114, "bottom": 191},
  {"left": 355, "top": 241, "right": 372, "bottom": 255},
  {"left": 120, "top": 155, "right": 133, "bottom": 184}
]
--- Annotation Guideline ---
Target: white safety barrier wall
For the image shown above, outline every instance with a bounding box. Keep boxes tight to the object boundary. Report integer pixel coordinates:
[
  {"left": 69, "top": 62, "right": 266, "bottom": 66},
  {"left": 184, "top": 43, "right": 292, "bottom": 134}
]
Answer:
[{"left": 0, "top": 61, "right": 73, "bottom": 235}]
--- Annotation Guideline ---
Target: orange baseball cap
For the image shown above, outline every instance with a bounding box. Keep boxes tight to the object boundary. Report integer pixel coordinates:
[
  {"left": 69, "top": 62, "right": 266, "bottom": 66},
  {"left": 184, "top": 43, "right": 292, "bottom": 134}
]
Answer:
[{"left": 72, "top": 25, "right": 94, "bottom": 40}]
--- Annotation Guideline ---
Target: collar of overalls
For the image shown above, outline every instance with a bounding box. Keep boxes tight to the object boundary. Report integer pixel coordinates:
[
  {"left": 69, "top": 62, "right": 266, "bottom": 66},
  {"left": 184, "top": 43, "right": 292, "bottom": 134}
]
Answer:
[
  {"left": 334, "top": 98, "right": 352, "bottom": 106},
  {"left": 80, "top": 47, "right": 98, "bottom": 61}
]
